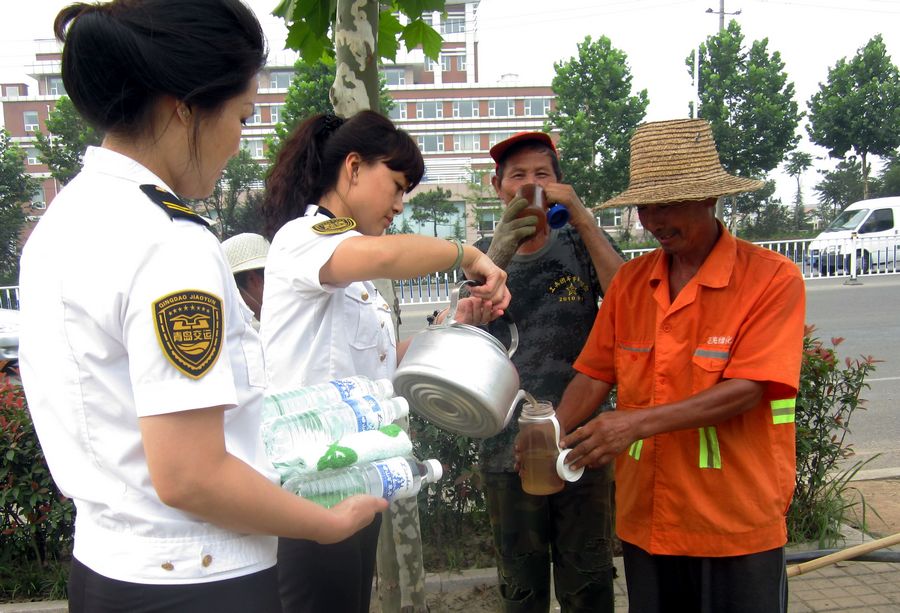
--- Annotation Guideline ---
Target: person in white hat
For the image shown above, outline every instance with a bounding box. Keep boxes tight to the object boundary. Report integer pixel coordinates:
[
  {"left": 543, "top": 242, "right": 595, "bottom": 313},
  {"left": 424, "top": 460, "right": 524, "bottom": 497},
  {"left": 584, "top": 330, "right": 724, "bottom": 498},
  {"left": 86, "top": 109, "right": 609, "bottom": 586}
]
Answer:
[
  {"left": 222, "top": 232, "right": 269, "bottom": 324},
  {"left": 548, "top": 118, "right": 806, "bottom": 612}
]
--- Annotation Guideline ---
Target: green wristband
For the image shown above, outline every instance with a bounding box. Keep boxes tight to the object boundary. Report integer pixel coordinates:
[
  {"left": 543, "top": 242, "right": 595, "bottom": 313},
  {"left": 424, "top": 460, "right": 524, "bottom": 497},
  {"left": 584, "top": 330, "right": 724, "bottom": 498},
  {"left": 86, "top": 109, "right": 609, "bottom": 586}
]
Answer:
[{"left": 442, "top": 238, "right": 464, "bottom": 273}]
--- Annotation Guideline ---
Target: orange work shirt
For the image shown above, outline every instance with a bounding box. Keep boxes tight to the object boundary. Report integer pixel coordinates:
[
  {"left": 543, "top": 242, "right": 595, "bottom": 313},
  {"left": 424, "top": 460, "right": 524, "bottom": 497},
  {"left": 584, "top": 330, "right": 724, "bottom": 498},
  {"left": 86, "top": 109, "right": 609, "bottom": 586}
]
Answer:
[{"left": 574, "top": 226, "right": 805, "bottom": 557}]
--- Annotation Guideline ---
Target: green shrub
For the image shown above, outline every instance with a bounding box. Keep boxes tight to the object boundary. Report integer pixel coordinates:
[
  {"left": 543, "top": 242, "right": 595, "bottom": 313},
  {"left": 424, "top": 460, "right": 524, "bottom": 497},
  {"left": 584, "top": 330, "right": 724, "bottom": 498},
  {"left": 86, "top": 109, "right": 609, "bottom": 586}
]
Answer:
[
  {"left": 788, "top": 326, "right": 879, "bottom": 546},
  {"left": 0, "top": 374, "right": 74, "bottom": 601},
  {"left": 410, "top": 414, "right": 494, "bottom": 570}
]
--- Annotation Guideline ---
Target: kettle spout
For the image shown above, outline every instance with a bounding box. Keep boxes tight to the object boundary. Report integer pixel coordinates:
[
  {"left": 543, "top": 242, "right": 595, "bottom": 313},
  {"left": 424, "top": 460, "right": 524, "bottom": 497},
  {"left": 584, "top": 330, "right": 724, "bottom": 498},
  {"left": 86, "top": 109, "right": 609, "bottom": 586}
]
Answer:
[{"left": 502, "top": 389, "right": 528, "bottom": 430}]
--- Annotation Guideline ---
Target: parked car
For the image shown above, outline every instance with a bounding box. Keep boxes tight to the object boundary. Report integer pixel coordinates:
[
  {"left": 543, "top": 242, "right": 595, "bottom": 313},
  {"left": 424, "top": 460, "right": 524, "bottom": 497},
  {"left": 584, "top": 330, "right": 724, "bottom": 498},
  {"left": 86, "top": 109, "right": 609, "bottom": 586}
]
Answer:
[
  {"left": 808, "top": 197, "right": 900, "bottom": 275},
  {"left": 0, "top": 307, "right": 20, "bottom": 374}
]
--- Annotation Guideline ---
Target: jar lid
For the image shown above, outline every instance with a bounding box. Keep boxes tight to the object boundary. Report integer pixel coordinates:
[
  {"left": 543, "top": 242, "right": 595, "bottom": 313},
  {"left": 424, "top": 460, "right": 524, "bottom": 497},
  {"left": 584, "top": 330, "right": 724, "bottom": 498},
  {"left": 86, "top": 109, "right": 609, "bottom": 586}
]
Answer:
[{"left": 556, "top": 448, "right": 585, "bottom": 482}]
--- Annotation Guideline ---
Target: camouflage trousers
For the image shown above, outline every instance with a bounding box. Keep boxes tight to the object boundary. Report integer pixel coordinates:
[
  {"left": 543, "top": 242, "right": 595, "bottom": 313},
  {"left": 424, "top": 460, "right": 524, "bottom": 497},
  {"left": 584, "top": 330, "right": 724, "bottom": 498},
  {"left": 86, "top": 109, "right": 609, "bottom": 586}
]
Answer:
[{"left": 484, "top": 467, "right": 616, "bottom": 613}]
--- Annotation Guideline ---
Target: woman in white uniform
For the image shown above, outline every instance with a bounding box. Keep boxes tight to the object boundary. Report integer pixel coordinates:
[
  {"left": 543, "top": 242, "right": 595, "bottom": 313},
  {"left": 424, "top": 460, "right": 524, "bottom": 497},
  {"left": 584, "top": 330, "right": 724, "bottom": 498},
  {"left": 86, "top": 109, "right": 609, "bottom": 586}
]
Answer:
[
  {"left": 17, "top": 3, "right": 385, "bottom": 611},
  {"left": 260, "top": 110, "right": 511, "bottom": 613}
]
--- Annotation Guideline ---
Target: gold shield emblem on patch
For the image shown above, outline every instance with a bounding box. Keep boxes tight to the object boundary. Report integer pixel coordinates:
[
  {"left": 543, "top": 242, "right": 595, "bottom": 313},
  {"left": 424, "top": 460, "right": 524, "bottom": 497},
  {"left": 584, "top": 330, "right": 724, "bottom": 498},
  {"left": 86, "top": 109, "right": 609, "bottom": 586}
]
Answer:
[
  {"left": 312, "top": 217, "right": 357, "bottom": 235},
  {"left": 153, "top": 290, "right": 223, "bottom": 379}
]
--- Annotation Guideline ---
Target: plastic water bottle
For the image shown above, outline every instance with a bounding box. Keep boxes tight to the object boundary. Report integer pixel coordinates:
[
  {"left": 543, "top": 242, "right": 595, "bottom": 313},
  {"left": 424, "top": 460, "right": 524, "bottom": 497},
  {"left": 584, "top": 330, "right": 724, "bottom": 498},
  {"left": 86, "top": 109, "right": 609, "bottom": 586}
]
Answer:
[
  {"left": 263, "top": 376, "right": 394, "bottom": 420},
  {"left": 263, "top": 396, "right": 410, "bottom": 466},
  {"left": 283, "top": 456, "right": 443, "bottom": 508}
]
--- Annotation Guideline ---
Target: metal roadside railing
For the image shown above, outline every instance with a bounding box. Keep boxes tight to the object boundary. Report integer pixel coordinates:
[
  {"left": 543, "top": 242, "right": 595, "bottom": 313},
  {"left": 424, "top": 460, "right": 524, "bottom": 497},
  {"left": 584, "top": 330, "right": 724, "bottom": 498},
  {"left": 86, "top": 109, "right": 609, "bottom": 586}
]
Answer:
[
  {"left": 395, "top": 235, "right": 900, "bottom": 304},
  {"left": 1, "top": 236, "right": 897, "bottom": 309}
]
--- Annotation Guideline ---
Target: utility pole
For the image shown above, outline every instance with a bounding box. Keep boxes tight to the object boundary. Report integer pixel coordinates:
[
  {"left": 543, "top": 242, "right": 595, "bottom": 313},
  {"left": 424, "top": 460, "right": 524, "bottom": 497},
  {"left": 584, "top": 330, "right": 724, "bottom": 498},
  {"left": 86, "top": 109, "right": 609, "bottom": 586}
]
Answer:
[{"left": 704, "top": 0, "right": 742, "bottom": 223}]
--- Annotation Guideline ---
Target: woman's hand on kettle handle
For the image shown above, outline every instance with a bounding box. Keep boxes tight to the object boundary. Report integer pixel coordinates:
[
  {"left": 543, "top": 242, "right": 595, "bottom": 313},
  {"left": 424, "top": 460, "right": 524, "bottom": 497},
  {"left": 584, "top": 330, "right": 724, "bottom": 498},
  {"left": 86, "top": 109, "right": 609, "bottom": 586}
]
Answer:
[
  {"left": 460, "top": 248, "right": 510, "bottom": 314},
  {"left": 448, "top": 297, "right": 498, "bottom": 325}
]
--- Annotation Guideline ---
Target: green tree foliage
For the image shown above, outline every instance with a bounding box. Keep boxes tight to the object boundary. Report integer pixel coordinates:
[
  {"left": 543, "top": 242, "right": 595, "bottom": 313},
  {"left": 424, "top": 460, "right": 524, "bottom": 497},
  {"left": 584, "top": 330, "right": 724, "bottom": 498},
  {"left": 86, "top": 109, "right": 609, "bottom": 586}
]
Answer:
[
  {"left": 548, "top": 36, "right": 648, "bottom": 207},
  {"left": 268, "top": 59, "right": 393, "bottom": 161},
  {"left": 191, "top": 148, "right": 263, "bottom": 240},
  {"left": 814, "top": 158, "right": 871, "bottom": 226},
  {"left": 784, "top": 151, "right": 814, "bottom": 232},
  {"left": 274, "top": 0, "right": 445, "bottom": 64},
  {"left": 0, "top": 130, "right": 35, "bottom": 284},
  {"left": 407, "top": 187, "right": 456, "bottom": 237},
  {"left": 689, "top": 21, "right": 801, "bottom": 178},
  {"left": 877, "top": 155, "right": 900, "bottom": 197},
  {"left": 32, "top": 96, "right": 102, "bottom": 186},
  {"left": 807, "top": 35, "right": 900, "bottom": 200}
]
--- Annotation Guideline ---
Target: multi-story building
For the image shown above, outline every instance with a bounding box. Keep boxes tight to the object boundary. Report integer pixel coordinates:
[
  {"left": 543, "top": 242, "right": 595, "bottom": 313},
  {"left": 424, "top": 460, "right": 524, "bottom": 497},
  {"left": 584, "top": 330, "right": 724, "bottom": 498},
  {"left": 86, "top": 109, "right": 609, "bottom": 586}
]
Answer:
[{"left": 2, "top": 0, "right": 559, "bottom": 245}]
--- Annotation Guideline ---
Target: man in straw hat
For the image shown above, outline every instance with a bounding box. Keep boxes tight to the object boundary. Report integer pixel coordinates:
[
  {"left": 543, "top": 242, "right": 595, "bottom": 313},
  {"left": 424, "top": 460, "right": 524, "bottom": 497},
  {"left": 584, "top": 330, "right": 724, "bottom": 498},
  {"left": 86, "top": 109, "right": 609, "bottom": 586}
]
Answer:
[
  {"left": 549, "top": 118, "right": 805, "bottom": 612},
  {"left": 222, "top": 232, "right": 270, "bottom": 325}
]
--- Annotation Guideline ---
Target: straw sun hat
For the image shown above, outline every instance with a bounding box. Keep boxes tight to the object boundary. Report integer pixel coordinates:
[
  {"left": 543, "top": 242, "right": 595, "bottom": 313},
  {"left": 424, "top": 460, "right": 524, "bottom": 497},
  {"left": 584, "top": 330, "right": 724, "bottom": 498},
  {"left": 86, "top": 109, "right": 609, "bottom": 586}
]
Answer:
[
  {"left": 599, "top": 118, "right": 765, "bottom": 209},
  {"left": 221, "top": 233, "right": 269, "bottom": 274}
]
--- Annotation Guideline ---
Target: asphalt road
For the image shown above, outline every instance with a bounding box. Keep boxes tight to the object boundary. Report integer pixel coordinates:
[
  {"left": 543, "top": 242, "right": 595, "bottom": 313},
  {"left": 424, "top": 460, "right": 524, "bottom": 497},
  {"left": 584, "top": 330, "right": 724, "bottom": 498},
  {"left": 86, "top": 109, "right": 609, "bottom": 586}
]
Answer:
[{"left": 397, "top": 274, "right": 900, "bottom": 475}]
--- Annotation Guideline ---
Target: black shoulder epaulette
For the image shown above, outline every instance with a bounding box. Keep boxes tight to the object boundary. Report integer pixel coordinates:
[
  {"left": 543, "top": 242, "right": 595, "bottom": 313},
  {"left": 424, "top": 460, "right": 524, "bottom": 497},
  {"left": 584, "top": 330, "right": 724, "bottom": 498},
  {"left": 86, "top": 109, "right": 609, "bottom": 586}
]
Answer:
[{"left": 140, "top": 184, "right": 210, "bottom": 228}]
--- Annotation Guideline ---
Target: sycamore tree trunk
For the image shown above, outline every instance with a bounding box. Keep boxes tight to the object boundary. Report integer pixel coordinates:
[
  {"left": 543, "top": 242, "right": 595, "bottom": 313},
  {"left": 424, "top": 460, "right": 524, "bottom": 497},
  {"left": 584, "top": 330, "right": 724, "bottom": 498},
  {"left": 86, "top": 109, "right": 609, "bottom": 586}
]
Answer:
[{"left": 332, "top": 3, "right": 428, "bottom": 611}]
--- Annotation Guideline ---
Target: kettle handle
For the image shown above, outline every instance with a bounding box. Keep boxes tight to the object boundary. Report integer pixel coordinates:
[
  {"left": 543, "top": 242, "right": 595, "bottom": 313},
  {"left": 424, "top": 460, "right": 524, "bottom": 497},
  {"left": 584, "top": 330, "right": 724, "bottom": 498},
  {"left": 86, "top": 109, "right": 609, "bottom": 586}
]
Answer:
[{"left": 446, "top": 280, "right": 519, "bottom": 359}]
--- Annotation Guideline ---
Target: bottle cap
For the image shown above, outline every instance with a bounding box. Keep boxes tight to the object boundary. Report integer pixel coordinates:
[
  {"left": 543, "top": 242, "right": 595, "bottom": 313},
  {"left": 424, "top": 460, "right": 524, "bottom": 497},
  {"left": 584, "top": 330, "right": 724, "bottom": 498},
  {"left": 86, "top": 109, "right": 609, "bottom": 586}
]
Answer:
[
  {"left": 555, "top": 449, "right": 584, "bottom": 482},
  {"left": 424, "top": 459, "right": 443, "bottom": 482},
  {"left": 392, "top": 395, "right": 410, "bottom": 417},
  {"left": 546, "top": 204, "right": 569, "bottom": 229},
  {"left": 376, "top": 378, "right": 395, "bottom": 397}
]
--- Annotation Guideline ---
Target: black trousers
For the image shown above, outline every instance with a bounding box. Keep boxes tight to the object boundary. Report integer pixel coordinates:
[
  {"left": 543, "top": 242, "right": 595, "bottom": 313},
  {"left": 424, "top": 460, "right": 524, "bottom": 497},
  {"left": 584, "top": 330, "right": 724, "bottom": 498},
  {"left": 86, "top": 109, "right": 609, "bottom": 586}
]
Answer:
[
  {"left": 67, "top": 557, "right": 282, "bottom": 613},
  {"left": 276, "top": 514, "right": 382, "bottom": 613},
  {"left": 622, "top": 541, "right": 788, "bottom": 613}
]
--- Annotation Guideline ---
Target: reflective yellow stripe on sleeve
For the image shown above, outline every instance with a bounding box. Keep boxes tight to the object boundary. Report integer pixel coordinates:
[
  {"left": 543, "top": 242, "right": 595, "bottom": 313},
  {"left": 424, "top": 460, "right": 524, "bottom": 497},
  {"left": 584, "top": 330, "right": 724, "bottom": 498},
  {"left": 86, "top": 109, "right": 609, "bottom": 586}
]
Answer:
[
  {"left": 699, "top": 426, "right": 722, "bottom": 469},
  {"left": 628, "top": 439, "right": 643, "bottom": 461},
  {"left": 771, "top": 398, "right": 796, "bottom": 424}
]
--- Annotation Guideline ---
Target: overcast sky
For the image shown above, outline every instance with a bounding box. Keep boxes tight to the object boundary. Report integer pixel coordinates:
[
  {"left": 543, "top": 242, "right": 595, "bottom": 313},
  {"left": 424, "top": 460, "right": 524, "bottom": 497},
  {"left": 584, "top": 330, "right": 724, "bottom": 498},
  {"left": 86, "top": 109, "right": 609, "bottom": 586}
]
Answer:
[{"left": 1, "top": 0, "right": 898, "bottom": 204}]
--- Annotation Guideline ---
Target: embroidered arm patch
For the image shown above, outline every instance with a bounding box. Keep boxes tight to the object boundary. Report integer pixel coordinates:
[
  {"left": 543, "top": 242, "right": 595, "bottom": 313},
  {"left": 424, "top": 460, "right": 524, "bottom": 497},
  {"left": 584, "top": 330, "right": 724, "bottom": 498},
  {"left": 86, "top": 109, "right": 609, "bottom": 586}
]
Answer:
[
  {"left": 312, "top": 217, "right": 357, "bottom": 235},
  {"left": 153, "top": 290, "right": 223, "bottom": 379}
]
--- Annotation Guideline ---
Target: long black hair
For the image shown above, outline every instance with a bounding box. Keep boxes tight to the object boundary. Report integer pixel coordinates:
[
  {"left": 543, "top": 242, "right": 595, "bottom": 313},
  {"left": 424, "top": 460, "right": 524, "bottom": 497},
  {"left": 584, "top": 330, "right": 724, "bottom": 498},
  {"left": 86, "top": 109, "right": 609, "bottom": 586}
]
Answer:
[
  {"left": 54, "top": 0, "right": 266, "bottom": 155},
  {"left": 262, "top": 111, "right": 425, "bottom": 239}
]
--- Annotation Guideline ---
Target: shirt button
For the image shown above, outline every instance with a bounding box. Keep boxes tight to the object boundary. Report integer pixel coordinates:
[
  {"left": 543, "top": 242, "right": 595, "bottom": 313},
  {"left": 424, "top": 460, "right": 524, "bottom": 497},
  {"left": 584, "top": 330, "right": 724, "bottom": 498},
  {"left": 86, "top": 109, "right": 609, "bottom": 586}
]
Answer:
[
  {"left": 381, "top": 321, "right": 385, "bottom": 328},
  {"left": 361, "top": 292, "right": 369, "bottom": 300},
  {"left": 662, "top": 323, "right": 672, "bottom": 332},
  {"left": 202, "top": 554, "right": 213, "bottom": 567},
  {"left": 379, "top": 354, "right": 386, "bottom": 362},
  {"left": 161, "top": 562, "right": 175, "bottom": 571}
]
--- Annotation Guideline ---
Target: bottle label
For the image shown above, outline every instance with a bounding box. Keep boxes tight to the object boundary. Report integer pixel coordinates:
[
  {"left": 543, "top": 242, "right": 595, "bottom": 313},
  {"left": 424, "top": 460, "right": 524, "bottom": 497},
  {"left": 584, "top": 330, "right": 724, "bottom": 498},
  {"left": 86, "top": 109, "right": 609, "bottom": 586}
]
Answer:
[
  {"left": 344, "top": 395, "right": 384, "bottom": 431},
  {"left": 373, "top": 457, "right": 415, "bottom": 500},
  {"left": 330, "top": 378, "right": 361, "bottom": 401}
]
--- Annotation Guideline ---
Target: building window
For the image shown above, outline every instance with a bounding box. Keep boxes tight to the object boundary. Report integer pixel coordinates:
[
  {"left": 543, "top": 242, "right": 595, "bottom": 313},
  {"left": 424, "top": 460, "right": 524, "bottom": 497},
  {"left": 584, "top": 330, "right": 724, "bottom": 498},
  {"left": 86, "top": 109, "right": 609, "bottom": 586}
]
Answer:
[
  {"left": 524, "top": 97, "right": 552, "bottom": 116},
  {"left": 440, "top": 54, "right": 451, "bottom": 72},
  {"left": 441, "top": 15, "right": 466, "bottom": 34},
  {"left": 478, "top": 210, "right": 499, "bottom": 234},
  {"left": 48, "top": 77, "right": 66, "bottom": 96},
  {"left": 424, "top": 57, "right": 435, "bottom": 72},
  {"left": 242, "top": 138, "right": 264, "bottom": 159},
  {"left": 417, "top": 134, "right": 444, "bottom": 152},
  {"left": 453, "top": 133, "right": 478, "bottom": 152},
  {"left": 6, "top": 85, "right": 19, "bottom": 97},
  {"left": 269, "top": 71, "right": 292, "bottom": 89},
  {"left": 270, "top": 104, "right": 284, "bottom": 124},
  {"left": 452, "top": 100, "right": 479, "bottom": 118},
  {"left": 23, "top": 111, "right": 39, "bottom": 132},
  {"left": 384, "top": 68, "right": 406, "bottom": 86},
  {"left": 245, "top": 107, "right": 262, "bottom": 125},
  {"left": 488, "top": 132, "right": 514, "bottom": 148},
  {"left": 31, "top": 187, "right": 46, "bottom": 209},
  {"left": 488, "top": 99, "right": 515, "bottom": 117},
  {"left": 388, "top": 104, "right": 408, "bottom": 121},
  {"left": 416, "top": 101, "right": 443, "bottom": 119},
  {"left": 26, "top": 148, "right": 40, "bottom": 165},
  {"left": 457, "top": 54, "right": 467, "bottom": 71}
]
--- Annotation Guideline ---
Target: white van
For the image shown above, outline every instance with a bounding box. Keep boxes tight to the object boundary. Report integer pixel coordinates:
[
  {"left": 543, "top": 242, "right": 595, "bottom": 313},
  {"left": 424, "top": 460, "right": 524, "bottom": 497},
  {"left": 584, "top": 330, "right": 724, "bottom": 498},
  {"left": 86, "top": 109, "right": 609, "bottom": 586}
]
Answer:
[{"left": 808, "top": 196, "right": 900, "bottom": 274}]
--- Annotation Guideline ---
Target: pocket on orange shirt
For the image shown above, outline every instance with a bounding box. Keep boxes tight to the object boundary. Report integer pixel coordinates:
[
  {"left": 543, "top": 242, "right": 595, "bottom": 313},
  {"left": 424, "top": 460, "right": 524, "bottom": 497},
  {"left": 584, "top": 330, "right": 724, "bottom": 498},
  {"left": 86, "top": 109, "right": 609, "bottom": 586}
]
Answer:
[
  {"left": 614, "top": 340, "right": 654, "bottom": 407},
  {"left": 691, "top": 347, "right": 729, "bottom": 395}
]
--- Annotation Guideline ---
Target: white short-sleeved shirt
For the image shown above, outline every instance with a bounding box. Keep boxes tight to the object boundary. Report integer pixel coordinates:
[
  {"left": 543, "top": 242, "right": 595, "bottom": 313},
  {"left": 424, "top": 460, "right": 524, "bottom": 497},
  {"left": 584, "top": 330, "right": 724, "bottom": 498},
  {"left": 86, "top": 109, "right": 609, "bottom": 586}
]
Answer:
[
  {"left": 18, "top": 147, "right": 277, "bottom": 584},
  {"left": 261, "top": 206, "right": 396, "bottom": 391}
]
